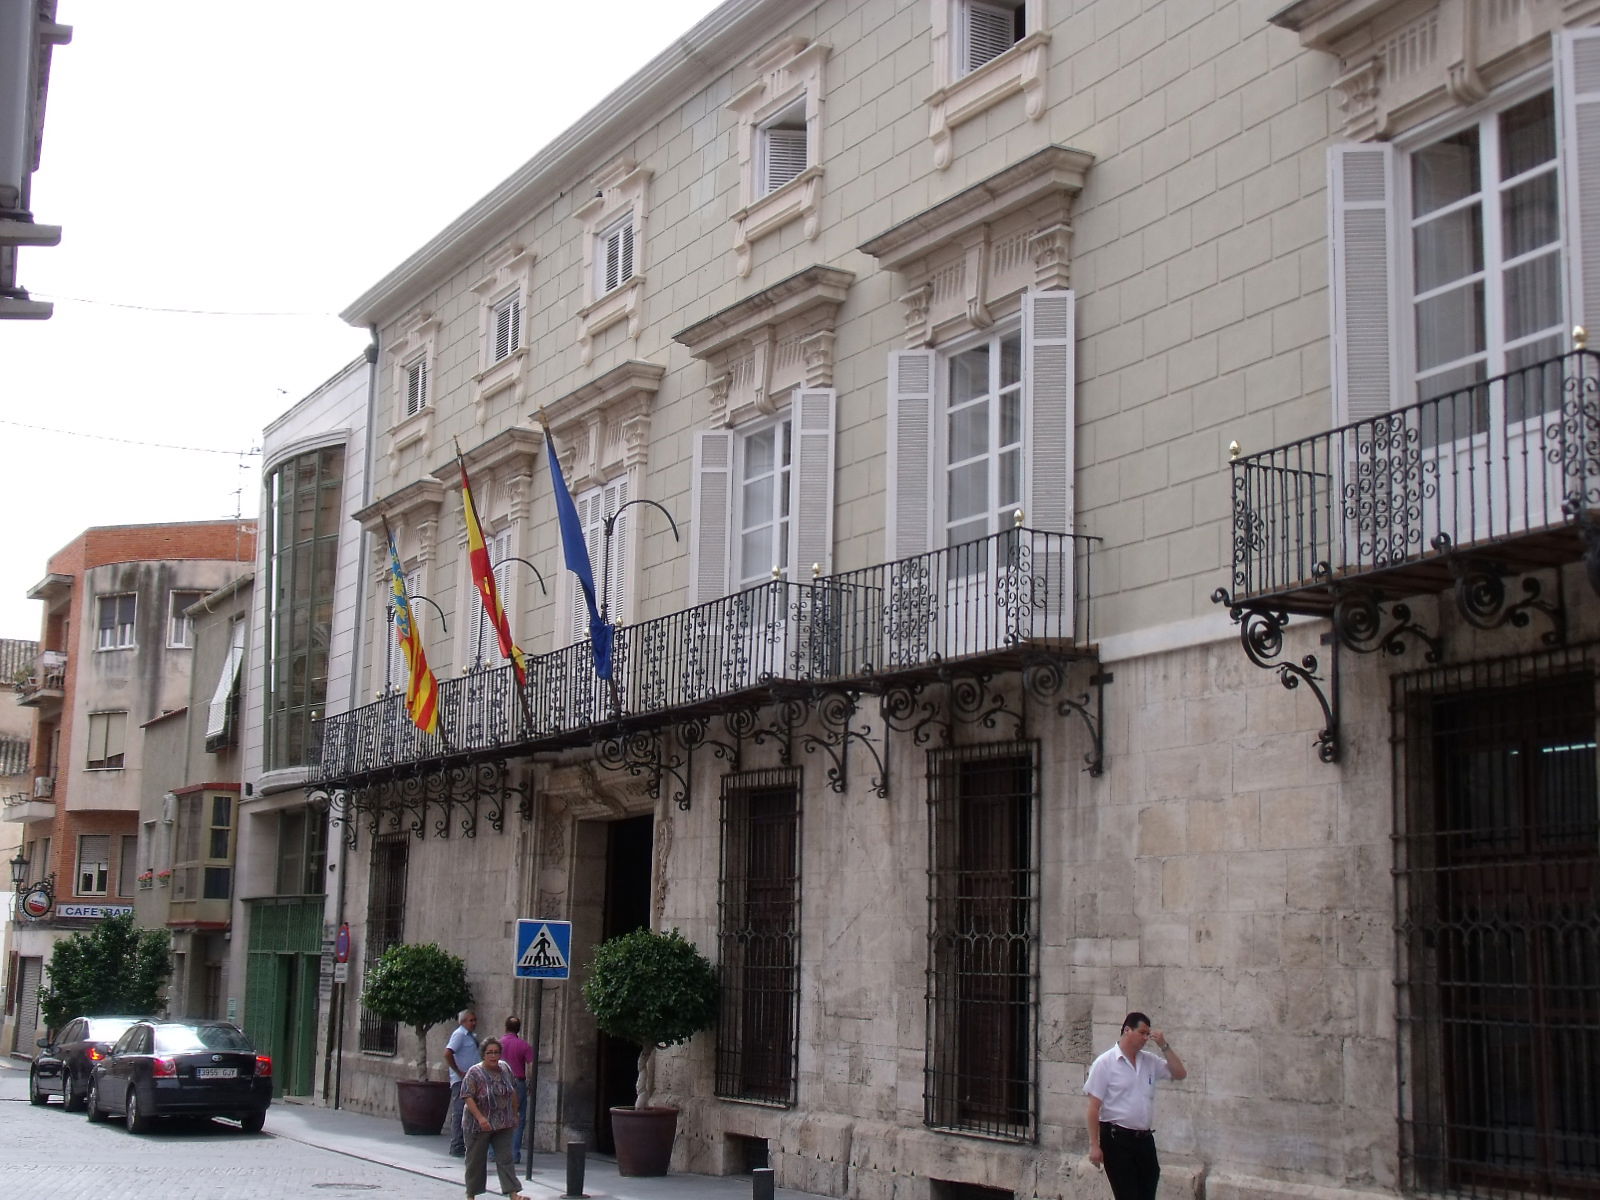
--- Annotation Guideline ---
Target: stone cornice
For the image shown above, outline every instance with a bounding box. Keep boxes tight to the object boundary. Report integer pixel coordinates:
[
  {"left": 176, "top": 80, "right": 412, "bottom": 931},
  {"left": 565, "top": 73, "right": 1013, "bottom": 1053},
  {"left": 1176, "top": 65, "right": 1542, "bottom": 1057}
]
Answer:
[
  {"left": 536, "top": 359, "right": 666, "bottom": 438},
  {"left": 858, "top": 145, "right": 1094, "bottom": 271},
  {"left": 673, "top": 264, "right": 854, "bottom": 360},
  {"left": 353, "top": 477, "right": 446, "bottom": 532},
  {"left": 429, "top": 426, "right": 542, "bottom": 484}
]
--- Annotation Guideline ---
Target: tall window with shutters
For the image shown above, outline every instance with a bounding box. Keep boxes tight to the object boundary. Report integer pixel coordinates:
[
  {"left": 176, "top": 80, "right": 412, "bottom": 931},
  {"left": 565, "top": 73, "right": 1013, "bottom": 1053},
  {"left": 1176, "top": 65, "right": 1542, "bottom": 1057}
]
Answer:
[
  {"left": 598, "top": 217, "right": 635, "bottom": 298},
  {"left": 86, "top": 710, "right": 127, "bottom": 770},
  {"left": 569, "top": 477, "right": 631, "bottom": 644},
  {"left": 382, "top": 564, "right": 422, "bottom": 697},
  {"left": 489, "top": 291, "right": 522, "bottom": 364},
  {"left": 403, "top": 354, "right": 429, "bottom": 418},
  {"left": 468, "top": 526, "right": 515, "bottom": 670}
]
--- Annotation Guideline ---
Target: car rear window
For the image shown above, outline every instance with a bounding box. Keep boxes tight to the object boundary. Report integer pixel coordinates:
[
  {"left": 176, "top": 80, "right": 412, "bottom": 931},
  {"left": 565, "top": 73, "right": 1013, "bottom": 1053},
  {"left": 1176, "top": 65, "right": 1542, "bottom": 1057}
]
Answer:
[
  {"left": 153, "top": 1024, "right": 253, "bottom": 1053},
  {"left": 87, "top": 1018, "right": 137, "bottom": 1041}
]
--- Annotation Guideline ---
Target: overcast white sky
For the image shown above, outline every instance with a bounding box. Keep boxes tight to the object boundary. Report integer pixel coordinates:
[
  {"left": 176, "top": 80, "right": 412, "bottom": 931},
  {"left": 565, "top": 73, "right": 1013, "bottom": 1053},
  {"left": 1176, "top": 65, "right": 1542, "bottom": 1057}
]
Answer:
[{"left": 0, "top": 0, "right": 725, "bottom": 639}]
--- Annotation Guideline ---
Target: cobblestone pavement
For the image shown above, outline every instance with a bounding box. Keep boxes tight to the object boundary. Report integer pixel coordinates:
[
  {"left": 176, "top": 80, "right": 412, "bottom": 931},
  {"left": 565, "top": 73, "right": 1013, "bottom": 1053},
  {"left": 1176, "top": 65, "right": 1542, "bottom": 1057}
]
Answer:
[{"left": 0, "top": 1066, "right": 465, "bottom": 1200}]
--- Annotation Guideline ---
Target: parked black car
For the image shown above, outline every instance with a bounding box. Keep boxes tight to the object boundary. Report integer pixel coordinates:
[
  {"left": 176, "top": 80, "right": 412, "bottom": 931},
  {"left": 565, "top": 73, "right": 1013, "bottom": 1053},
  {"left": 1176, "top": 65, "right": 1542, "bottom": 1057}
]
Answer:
[
  {"left": 86, "top": 1018, "right": 272, "bottom": 1133},
  {"left": 30, "top": 1016, "right": 144, "bottom": 1110}
]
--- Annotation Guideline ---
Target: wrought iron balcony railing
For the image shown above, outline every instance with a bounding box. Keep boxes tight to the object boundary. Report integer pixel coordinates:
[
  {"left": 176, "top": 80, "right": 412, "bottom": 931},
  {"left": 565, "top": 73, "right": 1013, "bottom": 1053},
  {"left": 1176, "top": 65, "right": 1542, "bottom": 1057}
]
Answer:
[
  {"left": 1225, "top": 348, "right": 1600, "bottom": 611},
  {"left": 319, "top": 526, "right": 1097, "bottom": 782}
]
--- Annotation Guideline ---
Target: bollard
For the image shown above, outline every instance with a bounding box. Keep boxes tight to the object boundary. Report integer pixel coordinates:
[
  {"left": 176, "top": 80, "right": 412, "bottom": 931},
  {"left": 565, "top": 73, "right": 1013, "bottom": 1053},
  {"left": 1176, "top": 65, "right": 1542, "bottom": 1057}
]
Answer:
[
  {"left": 752, "top": 1166, "right": 776, "bottom": 1200},
  {"left": 562, "top": 1139, "right": 588, "bottom": 1198}
]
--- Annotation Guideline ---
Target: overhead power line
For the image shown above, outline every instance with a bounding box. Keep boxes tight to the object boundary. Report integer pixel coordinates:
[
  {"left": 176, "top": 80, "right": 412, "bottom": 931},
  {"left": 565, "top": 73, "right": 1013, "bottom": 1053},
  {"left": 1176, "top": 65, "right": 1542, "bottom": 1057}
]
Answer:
[
  {"left": 31, "top": 292, "right": 340, "bottom": 318},
  {"left": 0, "top": 417, "right": 261, "bottom": 456}
]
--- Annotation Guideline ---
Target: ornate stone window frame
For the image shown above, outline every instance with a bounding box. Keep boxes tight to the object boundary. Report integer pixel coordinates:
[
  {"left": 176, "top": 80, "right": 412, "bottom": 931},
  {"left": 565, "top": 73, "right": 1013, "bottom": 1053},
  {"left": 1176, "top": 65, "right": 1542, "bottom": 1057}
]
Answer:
[
  {"left": 469, "top": 241, "right": 536, "bottom": 424},
  {"left": 534, "top": 359, "right": 664, "bottom": 493},
  {"left": 858, "top": 145, "right": 1091, "bottom": 348},
  {"left": 726, "top": 38, "right": 831, "bottom": 278},
  {"left": 927, "top": 0, "right": 1050, "bottom": 170},
  {"left": 386, "top": 308, "right": 440, "bottom": 457},
  {"left": 1270, "top": 0, "right": 1598, "bottom": 141},
  {"left": 575, "top": 157, "right": 652, "bottom": 366},
  {"left": 673, "top": 264, "right": 853, "bottom": 428}
]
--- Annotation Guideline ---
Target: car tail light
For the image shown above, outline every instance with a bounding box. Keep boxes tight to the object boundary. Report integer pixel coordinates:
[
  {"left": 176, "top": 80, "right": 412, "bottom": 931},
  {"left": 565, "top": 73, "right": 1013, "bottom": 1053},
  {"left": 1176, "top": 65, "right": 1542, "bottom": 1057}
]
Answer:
[
  {"left": 88, "top": 1047, "right": 105, "bottom": 1061},
  {"left": 255, "top": 1055, "right": 272, "bottom": 1077},
  {"left": 152, "top": 1057, "right": 177, "bottom": 1078}
]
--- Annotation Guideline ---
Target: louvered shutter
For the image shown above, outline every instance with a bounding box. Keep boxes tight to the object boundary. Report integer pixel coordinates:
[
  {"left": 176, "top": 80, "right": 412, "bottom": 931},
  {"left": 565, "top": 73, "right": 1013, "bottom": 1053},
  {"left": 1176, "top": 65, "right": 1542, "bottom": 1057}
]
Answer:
[
  {"left": 788, "top": 389, "right": 837, "bottom": 578},
  {"left": 603, "top": 476, "right": 631, "bottom": 626},
  {"left": 1024, "top": 290, "right": 1075, "bottom": 534},
  {"left": 887, "top": 350, "right": 937, "bottom": 560},
  {"left": 690, "top": 431, "right": 736, "bottom": 604},
  {"left": 405, "top": 359, "right": 428, "bottom": 417},
  {"left": 1560, "top": 29, "right": 1600, "bottom": 335},
  {"left": 205, "top": 620, "right": 247, "bottom": 740},
  {"left": 965, "top": 2, "right": 1016, "bottom": 72},
  {"left": 493, "top": 295, "right": 520, "bottom": 362},
  {"left": 764, "top": 127, "right": 808, "bottom": 194},
  {"left": 620, "top": 222, "right": 634, "bottom": 285},
  {"left": 1328, "top": 143, "right": 1400, "bottom": 425}
]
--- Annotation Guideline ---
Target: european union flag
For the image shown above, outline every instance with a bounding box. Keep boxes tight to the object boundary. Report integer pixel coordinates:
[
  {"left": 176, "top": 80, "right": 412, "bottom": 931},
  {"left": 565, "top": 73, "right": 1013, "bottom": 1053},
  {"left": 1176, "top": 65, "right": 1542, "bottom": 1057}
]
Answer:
[{"left": 544, "top": 430, "right": 613, "bottom": 681}]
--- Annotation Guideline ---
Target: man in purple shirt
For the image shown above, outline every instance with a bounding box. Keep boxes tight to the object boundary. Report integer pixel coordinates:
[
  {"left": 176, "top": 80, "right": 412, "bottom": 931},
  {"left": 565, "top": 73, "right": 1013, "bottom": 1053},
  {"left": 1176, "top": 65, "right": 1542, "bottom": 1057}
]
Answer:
[{"left": 498, "top": 1015, "right": 535, "bottom": 1161}]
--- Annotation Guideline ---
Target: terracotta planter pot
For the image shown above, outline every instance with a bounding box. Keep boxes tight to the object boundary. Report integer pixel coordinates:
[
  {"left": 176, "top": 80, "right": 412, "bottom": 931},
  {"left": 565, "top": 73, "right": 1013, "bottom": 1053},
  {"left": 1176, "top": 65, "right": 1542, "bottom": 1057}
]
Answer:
[
  {"left": 396, "top": 1078, "right": 452, "bottom": 1136},
  {"left": 609, "top": 1105, "right": 679, "bottom": 1176}
]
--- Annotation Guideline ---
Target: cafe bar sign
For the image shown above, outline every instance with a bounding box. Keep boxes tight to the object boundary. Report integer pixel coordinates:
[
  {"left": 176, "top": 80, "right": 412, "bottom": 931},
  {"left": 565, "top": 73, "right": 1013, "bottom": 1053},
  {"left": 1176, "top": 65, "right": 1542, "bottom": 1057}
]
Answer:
[{"left": 57, "top": 903, "right": 133, "bottom": 920}]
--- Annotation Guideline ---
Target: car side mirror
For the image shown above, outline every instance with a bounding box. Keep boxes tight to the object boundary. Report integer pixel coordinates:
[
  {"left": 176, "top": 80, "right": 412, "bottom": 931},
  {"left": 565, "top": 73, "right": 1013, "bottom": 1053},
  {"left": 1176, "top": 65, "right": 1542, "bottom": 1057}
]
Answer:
[{"left": 35, "top": 1036, "right": 50, "bottom": 1049}]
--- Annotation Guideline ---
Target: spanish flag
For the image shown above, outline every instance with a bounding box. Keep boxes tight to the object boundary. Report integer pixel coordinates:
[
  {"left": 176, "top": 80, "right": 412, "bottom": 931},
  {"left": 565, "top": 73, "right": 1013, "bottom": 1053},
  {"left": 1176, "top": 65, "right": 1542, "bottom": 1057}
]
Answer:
[
  {"left": 384, "top": 518, "right": 440, "bottom": 735},
  {"left": 458, "top": 452, "right": 528, "bottom": 687}
]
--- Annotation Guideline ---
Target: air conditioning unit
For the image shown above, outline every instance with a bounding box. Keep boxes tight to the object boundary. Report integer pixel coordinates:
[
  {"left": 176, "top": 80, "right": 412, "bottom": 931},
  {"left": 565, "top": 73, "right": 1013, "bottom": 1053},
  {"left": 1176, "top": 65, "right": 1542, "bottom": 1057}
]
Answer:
[{"left": 33, "top": 775, "right": 54, "bottom": 798}]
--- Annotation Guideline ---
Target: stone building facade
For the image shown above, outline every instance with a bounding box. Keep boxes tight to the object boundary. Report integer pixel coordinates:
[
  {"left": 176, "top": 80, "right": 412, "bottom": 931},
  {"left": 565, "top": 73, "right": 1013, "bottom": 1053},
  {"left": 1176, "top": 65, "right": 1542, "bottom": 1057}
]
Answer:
[{"left": 309, "top": 3, "right": 1600, "bottom": 1198}]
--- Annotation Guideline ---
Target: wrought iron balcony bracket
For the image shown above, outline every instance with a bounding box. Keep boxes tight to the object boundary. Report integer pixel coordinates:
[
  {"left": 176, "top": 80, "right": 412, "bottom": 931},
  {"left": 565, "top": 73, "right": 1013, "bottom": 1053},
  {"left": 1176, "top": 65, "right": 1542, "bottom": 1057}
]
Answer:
[
  {"left": 1212, "top": 589, "right": 1340, "bottom": 764},
  {"left": 315, "top": 755, "right": 526, "bottom": 847},
  {"left": 1021, "top": 653, "right": 1109, "bottom": 776},
  {"left": 1441, "top": 545, "right": 1567, "bottom": 647},
  {"left": 1319, "top": 570, "right": 1442, "bottom": 664},
  {"left": 597, "top": 726, "right": 689, "bottom": 812}
]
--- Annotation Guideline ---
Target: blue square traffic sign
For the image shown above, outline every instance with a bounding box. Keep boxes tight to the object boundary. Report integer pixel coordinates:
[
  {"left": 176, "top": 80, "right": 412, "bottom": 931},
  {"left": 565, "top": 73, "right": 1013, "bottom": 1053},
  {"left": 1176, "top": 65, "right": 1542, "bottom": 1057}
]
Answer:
[{"left": 515, "top": 919, "right": 572, "bottom": 980}]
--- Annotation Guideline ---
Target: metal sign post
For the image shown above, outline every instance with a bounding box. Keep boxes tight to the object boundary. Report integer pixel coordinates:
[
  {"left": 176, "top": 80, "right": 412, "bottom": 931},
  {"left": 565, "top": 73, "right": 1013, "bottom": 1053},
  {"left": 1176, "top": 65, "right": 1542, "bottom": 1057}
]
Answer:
[{"left": 514, "top": 919, "right": 571, "bottom": 1178}]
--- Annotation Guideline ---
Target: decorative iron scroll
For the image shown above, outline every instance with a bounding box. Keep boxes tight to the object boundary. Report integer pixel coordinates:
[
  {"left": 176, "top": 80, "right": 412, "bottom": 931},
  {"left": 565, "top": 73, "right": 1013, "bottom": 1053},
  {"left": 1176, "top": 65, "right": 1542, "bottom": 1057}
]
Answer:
[
  {"left": 1212, "top": 589, "right": 1339, "bottom": 764},
  {"left": 1443, "top": 548, "right": 1566, "bottom": 647},
  {"left": 596, "top": 726, "right": 689, "bottom": 812},
  {"left": 313, "top": 755, "right": 525, "bottom": 847},
  {"left": 1318, "top": 568, "right": 1442, "bottom": 664},
  {"left": 1020, "top": 654, "right": 1108, "bottom": 776}
]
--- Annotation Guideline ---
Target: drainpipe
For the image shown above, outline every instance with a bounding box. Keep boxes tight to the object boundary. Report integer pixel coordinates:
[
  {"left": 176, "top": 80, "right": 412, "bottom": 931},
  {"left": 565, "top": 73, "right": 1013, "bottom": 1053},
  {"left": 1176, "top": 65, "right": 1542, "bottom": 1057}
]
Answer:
[{"left": 327, "top": 329, "right": 380, "bottom": 1110}]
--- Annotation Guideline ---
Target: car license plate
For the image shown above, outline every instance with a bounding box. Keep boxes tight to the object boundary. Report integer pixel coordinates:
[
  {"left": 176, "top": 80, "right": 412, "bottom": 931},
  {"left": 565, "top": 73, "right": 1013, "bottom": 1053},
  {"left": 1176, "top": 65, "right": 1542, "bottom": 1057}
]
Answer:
[{"left": 195, "top": 1067, "right": 236, "bottom": 1079}]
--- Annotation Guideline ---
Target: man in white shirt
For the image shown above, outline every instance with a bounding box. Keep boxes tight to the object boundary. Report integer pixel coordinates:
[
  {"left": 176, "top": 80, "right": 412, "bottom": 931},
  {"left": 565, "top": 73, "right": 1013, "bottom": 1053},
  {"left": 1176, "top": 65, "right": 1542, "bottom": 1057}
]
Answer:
[{"left": 1083, "top": 1011, "right": 1188, "bottom": 1200}]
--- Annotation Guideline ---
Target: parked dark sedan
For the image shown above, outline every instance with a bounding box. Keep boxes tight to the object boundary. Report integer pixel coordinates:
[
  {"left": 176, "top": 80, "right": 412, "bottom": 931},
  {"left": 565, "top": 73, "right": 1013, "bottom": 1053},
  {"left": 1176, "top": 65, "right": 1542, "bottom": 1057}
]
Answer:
[
  {"left": 30, "top": 1016, "right": 144, "bottom": 1110},
  {"left": 86, "top": 1018, "right": 272, "bottom": 1133}
]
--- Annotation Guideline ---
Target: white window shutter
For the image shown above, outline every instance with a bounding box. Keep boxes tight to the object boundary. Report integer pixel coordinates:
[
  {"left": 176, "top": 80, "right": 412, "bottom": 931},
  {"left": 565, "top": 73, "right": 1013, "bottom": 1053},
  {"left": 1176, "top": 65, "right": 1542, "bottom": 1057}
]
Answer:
[
  {"left": 965, "top": 1, "right": 1016, "bottom": 72},
  {"left": 570, "top": 490, "right": 599, "bottom": 643},
  {"left": 887, "top": 350, "right": 937, "bottom": 560},
  {"left": 690, "top": 431, "right": 735, "bottom": 605},
  {"left": 1328, "top": 143, "right": 1400, "bottom": 425},
  {"left": 1559, "top": 29, "right": 1600, "bottom": 336},
  {"left": 604, "top": 476, "right": 631, "bottom": 625},
  {"left": 1024, "top": 289, "right": 1075, "bottom": 534},
  {"left": 205, "top": 621, "right": 247, "bottom": 740},
  {"left": 621, "top": 222, "right": 634, "bottom": 285},
  {"left": 788, "top": 389, "right": 837, "bottom": 578},
  {"left": 764, "top": 127, "right": 808, "bottom": 194}
]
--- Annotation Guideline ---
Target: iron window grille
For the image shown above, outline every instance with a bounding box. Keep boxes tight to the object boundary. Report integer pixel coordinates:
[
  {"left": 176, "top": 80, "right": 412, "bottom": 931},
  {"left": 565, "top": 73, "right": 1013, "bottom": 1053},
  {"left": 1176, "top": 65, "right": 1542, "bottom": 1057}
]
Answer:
[
  {"left": 716, "top": 767, "right": 802, "bottom": 1105},
  {"left": 1393, "top": 642, "right": 1600, "bottom": 1198},
  {"left": 925, "top": 739, "right": 1039, "bottom": 1141},
  {"left": 358, "top": 835, "right": 409, "bottom": 1054}
]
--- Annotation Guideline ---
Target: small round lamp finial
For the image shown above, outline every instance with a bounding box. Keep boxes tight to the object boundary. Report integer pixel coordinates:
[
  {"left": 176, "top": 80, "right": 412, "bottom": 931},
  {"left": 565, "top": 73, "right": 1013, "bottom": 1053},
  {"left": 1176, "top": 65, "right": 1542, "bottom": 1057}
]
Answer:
[
  {"left": 1575, "top": 325, "right": 1588, "bottom": 351},
  {"left": 1229, "top": 440, "right": 1241, "bottom": 461}
]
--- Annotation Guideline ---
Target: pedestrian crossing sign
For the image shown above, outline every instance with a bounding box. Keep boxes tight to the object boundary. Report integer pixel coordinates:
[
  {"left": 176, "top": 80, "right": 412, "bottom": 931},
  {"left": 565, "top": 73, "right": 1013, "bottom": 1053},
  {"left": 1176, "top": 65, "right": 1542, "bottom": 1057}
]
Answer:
[{"left": 514, "top": 918, "right": 572, "bottom": 980}]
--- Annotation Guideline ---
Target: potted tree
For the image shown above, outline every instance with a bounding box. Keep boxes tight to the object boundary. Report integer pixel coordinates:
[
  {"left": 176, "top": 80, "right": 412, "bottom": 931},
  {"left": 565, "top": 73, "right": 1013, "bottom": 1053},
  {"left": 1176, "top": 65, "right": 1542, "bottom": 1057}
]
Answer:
[
  {"left": 360, "top": 941, "right": 472, "bottom": 1135},
  {"left": 582, "top": 927, "right": 717, "bottom": 1176}
]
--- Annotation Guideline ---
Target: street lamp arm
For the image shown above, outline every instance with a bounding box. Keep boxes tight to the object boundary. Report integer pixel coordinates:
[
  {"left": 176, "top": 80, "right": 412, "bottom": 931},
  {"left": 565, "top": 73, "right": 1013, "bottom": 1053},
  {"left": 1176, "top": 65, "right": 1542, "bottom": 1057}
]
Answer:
[
  {"left": 400, "top": 593, "right": 449, "bottom": 633},
  {"left": 490, "top": 556, "right": 549, "bottom": 596},
  {"left": 604, "top": 498, "right": 681, "bottom": 542}
]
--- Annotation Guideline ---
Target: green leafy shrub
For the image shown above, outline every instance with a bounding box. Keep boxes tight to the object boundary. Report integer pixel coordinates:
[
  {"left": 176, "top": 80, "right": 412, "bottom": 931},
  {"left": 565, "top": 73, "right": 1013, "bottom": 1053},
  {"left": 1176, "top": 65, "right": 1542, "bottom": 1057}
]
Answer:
[
  {"left": 359, "top": 942, "right": 471, "bottom": 1080},
  {"left": 38, "top": 913, "right": 169, "bottom": 1031}
]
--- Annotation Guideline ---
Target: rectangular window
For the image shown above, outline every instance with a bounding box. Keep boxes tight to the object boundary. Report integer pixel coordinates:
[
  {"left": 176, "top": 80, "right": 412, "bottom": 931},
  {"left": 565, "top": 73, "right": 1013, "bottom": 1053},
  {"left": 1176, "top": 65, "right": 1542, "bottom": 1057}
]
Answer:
[
  {"left": 961, "top": 0, "right": 1025, "bottom": 74},
  {"left": 264, "top": 445, "right": 343, "bottom": 770},
  {"left": 943, "top": 329, "right": 1023, "bottom": 550},
  {"left": 716, "top": 769, "right": 801, "bottom": 1105},
  {"left": 76, "top": 834, "right": 110, "bottom": 896},
  {"left": 97, "top": 594, "right": 136, "bottom": 650},
  {"left": 205, "top": 619, "right": 247, "bottom": 752},
  {"left": 468, "top": 526, "right": 515, "bottom": 668},
  {"left": 926, "top": 741, "right": 1038, "bottom": 1140},
  {"left": 759, "top": 100, "right": 808, "bottom": 196},
  {"left": 1409, "top": 91, "right": 1562, "bottom": 419},
  {"left": 599, "top": 217, "right": 635, "bottom": 296},
  {"left": 403, "top": 354, "right": 429, "bottom": 417},
  {"left": 115, "top": 834, "right": 137, "bottom": 898},
  {"left": 168, "top": 590, "right": 204, "bottom": 647},
  {"left": 738, "top": 420, "right": 792, "bottom": 590},
  {"left": 359, "top": 836, "right": 409, "bottom": 1054},
  {"left": 490, "top": 292, "right": 521, "bottom": 363},
  {"left": 276, "top": 807, "right": 328, "bottom": 896},
  {"left": 86, "top": 711, "right": 127, "bottom": 770},
  {"left": 173, "top": 791, "right": 233, "bottom": 902},
  {"left": 1395, "top": 652, "right": 1600, "bottom": 1196},
  {"left": 569, "top": 478, "right": 630, "bottom": 642}
]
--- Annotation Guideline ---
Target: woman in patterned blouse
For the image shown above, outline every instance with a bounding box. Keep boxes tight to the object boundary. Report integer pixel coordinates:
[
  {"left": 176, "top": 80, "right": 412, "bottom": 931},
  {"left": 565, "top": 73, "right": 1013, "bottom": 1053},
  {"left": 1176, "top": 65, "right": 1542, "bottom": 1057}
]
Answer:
[{"left": 461, "top": 1037, "right": 526, "bottom": 1199}]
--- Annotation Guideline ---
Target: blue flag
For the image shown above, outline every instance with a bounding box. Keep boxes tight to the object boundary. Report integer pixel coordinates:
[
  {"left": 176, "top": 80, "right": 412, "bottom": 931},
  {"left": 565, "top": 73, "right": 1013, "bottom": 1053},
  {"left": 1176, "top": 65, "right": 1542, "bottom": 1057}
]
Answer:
[{"left": 544, "top": 432, "right": 614, "bottom": 681}]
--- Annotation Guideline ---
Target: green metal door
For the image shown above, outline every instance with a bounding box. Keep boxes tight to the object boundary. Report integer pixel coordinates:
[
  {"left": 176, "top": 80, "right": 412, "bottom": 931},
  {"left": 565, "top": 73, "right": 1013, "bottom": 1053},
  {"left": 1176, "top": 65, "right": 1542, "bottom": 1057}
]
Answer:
[{"left": 244, "top": 898, "right": 324, "bottom": 1097}]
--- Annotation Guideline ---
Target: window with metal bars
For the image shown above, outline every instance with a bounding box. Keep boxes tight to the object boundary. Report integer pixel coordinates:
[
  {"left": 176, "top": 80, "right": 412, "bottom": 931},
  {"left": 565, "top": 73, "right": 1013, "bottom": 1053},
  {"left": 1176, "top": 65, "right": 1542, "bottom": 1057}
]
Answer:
[
  {"left": 1393, "top": 644, "right": 1600, "bottom": 1197},
  {"left": 925, "top": 740, "right": 1038, "bottom": 1140},
  {"left": 359, "top": 836, "right": 409, "bottom": 1054},
  {"left": 716, "top": 768, "right": 801, "bottom": 1105}
]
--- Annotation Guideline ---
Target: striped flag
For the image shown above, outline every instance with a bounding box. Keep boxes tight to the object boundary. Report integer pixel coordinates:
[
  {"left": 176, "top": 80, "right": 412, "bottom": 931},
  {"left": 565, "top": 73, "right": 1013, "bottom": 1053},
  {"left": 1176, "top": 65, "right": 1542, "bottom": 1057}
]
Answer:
[
  {"left": 384, "top": 519, "right": 441, "bottom": 734},
  {"left": 458, "top": 452, "right": 528, "bottom": 687}
]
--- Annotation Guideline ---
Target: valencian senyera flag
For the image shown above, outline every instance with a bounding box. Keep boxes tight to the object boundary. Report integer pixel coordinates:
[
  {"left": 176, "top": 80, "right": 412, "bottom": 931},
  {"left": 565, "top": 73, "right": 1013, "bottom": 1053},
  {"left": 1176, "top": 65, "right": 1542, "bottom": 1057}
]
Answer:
[
  {"left": 542, "top": 426, "right": 614, "bottom": 681},
  {"left": 458, "top": 449, "right": 528, "bottom": 687},
  {"left": 384, "top": 518, "right": 441, "bottom": 734}
]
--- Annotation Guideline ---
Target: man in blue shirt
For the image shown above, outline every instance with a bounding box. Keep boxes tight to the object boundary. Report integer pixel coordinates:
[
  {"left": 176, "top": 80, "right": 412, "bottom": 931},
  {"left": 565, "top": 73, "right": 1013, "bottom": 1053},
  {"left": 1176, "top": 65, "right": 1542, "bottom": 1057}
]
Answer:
[{"left": 443, "top": 1009, "right": 480, "bottom": 1158}]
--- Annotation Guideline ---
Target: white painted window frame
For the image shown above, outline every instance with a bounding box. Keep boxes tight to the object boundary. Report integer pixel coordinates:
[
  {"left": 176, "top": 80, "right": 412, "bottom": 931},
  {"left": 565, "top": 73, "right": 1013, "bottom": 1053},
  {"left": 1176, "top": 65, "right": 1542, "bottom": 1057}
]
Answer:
[{"left": 927, "top": 0, "right": 1049, "bottom": 170}]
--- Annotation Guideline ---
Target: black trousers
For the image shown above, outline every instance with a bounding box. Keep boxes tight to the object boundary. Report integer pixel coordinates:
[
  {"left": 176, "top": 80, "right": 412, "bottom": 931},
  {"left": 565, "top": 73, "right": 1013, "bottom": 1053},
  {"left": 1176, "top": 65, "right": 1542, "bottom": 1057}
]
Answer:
[{"left": 1100, "top": 1121, "right": 1160, "bottom": 1200}]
